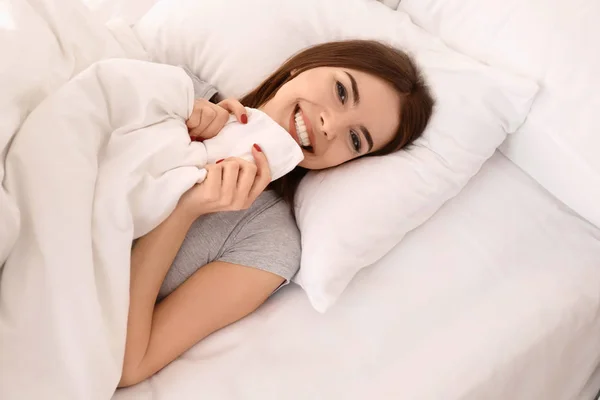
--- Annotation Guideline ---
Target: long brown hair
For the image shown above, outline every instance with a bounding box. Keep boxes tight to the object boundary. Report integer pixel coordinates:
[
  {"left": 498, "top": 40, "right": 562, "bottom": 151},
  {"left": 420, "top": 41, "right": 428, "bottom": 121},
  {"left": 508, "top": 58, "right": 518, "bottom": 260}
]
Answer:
[{"left": 239, "top": 40, "right": 435, "bottom": 206}]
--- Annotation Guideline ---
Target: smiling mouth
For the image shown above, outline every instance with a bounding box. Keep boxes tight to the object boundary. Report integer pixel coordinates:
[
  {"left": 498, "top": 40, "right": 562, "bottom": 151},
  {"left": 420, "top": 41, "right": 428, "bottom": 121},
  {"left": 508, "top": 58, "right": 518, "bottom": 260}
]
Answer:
[{"left": 293, "top": 105, "right": 314, "bottom": 153}]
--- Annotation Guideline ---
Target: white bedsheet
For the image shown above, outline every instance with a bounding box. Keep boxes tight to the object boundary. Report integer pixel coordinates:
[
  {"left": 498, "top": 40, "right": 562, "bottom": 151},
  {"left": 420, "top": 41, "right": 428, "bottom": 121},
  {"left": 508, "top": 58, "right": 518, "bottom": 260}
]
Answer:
[{"left": 114, "top": 152, "right": 600, "bottom": 400}]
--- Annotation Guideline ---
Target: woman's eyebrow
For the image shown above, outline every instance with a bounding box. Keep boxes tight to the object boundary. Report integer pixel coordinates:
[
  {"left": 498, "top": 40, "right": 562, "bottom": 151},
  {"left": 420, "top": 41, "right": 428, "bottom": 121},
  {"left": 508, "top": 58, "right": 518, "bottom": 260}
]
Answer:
[
  {"left": 360, "top": 126, "right": 374, "bottom": 152},
  {"left": 344, "top": 71, "right": 360, "bottom": 105}
]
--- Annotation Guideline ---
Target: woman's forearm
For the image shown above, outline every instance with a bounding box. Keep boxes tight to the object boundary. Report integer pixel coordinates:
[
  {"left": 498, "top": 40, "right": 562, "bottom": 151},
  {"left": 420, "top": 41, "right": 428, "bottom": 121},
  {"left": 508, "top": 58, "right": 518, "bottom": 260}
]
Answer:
[{"left": 122, "top": 205, "right": 194, "bottom": 383}]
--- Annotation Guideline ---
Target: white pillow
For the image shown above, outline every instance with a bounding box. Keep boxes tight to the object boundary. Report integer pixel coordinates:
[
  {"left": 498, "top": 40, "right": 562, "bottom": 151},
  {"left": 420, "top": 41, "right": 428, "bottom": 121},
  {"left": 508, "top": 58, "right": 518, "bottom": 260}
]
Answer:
[
  {"left": 400, "top": 0, "right": 600, "bottom": 229},
  {"left": 134, "top": 0, "right": 538, "bottom": 312}
]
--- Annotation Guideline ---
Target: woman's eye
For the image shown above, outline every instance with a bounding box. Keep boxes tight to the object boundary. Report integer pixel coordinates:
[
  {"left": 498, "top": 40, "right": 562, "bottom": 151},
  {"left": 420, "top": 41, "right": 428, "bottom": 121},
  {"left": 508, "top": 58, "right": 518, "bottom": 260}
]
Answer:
[
  {"left": 350, "top": 130, "right": 361, "bottom": 152},
  {"left": 336, "top": 81, "right": 347, "bottom": 104}
]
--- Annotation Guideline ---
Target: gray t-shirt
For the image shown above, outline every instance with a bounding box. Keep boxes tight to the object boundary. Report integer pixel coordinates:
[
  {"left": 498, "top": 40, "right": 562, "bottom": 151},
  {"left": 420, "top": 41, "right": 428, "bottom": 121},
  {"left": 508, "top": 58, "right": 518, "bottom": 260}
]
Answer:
[{"left": 158, "top": 191, "right": 301, "bottom": 300}]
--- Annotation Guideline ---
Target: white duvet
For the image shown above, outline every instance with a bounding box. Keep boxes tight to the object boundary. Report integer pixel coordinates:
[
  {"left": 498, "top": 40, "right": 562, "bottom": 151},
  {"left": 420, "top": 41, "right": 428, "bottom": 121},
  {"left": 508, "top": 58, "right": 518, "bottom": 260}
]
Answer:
[
  {"left": 0, "top": 1, "right": 135, "bottom": 397},
  {"left": 0, "top": 56, "right": 206, "bottom": 399}
]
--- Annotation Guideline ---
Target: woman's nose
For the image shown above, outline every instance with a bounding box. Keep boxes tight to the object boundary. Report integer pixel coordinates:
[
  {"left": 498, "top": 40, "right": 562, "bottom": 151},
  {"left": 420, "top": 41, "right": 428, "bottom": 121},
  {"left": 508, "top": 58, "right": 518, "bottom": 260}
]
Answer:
[{"left": 320, "top": 113, "right": 339, "bottom": 141}]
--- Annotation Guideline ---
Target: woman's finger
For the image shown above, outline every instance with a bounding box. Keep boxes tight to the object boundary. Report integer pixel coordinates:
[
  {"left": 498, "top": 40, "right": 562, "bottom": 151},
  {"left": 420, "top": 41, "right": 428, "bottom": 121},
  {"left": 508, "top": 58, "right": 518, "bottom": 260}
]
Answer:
[
  {"left": 220, "top": 160, "right": 241, "bottom": 207},
  {"left": 196, "top": 108, "right": 230, "bottom": 139},
  {"left": 186, "top": 107, "right": 202, "bottom": 130},
  {"left": 218, "top": 98, "right": 248, "bottom": 124},
  {"left": 235, "top": 161, "right": 258, "bottom": 207},
  {"left": 190, "top": 107, "right": 217, "bottom": 137},
  {"left": 248, "top": 145, "right": 271, "bottom": 202},
  {"left": 202, "top": 164, "right": 223, "bottom": 203}
]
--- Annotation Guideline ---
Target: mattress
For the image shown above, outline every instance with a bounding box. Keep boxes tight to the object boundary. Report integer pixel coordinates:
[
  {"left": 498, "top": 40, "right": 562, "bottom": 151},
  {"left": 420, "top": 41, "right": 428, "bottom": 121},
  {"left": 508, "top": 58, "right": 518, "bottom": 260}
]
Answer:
[{"left": 113, "top": 151, "right": 600, "bottom": 400}]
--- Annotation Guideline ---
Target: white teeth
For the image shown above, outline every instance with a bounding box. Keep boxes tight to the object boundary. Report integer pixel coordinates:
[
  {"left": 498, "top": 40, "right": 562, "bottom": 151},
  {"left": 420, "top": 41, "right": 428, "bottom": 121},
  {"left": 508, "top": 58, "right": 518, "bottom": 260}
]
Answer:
[{"left": 294, "top": 111, "right": 311, "bottom": 147}]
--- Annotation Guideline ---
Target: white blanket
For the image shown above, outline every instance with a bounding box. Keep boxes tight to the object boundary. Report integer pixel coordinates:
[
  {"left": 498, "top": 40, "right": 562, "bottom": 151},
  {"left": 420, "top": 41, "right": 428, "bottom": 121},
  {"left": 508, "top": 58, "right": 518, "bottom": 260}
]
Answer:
[
  {"left": 0, "top": 57, "right": 301, "bottom": 399},
  {"left": 0, "top": 0, "right": 142, "bottom": 265}
]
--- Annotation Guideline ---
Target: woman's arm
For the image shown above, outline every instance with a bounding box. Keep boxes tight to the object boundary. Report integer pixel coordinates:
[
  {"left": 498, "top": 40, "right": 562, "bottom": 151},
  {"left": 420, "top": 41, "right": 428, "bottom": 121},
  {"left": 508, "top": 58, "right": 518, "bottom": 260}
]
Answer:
[
  {"left": 120, "top": 227, "right": 283, "bottom": 386},
  {"left": 120, "top": 204, "right": 192, "bottom": 386},
  {"left": 120, "top": 148, "right": 273, "bottom": 387},
  {"left": 120, "top": 257, "right": 283, "bottom": 387}
]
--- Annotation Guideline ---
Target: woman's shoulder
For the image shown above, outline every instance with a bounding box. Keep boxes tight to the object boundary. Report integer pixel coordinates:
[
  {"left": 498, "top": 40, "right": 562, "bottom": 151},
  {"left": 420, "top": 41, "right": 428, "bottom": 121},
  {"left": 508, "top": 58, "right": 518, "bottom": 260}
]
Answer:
[
  {"left": 217, "top": 190, "right": 301, "bottom": 282},
  {"left": 184, "top": 190, "right": 298, "bottom": 248},
  {"left": 242, "top": 190, "right": 299, "bottom": 239}
]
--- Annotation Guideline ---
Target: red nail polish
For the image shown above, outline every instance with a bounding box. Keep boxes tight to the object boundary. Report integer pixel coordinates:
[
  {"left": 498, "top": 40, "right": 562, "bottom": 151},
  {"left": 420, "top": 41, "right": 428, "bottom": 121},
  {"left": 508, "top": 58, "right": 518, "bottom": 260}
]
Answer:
[
  {"left": 193, "top": 137, "right": 204, "bottom": 142},
  {"left": 253, "top": 144, "right": 262, "bottom": 152},
  {"left": 216, "top": 159, "right": 224, "bottom": 164},
  {"left": 241, "top": 114, "right": 248, "bottom": 124}
]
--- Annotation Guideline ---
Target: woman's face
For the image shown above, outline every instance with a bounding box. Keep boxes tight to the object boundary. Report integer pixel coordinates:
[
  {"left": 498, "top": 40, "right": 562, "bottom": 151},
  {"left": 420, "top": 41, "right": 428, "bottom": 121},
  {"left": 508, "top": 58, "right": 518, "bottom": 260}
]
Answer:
[{"left": 260, "top": 67, "right": 401, "bottom": 170}]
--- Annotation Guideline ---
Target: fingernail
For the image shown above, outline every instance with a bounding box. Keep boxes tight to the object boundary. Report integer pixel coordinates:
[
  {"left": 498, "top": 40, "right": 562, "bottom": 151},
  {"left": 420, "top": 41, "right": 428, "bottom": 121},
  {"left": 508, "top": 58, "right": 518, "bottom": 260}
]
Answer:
[
  {"left": 193, "top": 137, "right": 204, "bottom": 142},
  {"left": 216, "top": 159, "right": 224, "bottom": 164},
  {"left": 253, "top": 144, "right": 262, "bottom": 152},
  {"left": 241, "top": 114, "right": 248, "bottom": 124}
]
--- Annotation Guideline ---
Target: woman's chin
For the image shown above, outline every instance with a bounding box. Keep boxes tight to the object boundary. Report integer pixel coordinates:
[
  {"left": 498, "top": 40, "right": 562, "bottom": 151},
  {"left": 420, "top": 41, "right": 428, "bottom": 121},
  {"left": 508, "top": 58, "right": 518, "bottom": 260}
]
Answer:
[
  {"left": 298, "top": 160, "right": 310, "bottom": 169},
  {"left": 298, "top": 158, "right": 317, "bottom": 170},
  {"left": 298, "top": 155, "right": 336, "bottom": 170},
  {"left": 298, "top": 161, "right": 324, "bottom": 170}
]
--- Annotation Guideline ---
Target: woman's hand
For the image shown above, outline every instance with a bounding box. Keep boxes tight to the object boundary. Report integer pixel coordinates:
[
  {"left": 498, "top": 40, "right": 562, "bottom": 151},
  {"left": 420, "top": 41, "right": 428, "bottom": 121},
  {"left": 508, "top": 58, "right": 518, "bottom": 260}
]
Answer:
[
  {"left": 186, "top": 98, "right": 248, "bottom": 141},
  {"left": 179, "top": 145, "right": 270, "bottom": 219}
]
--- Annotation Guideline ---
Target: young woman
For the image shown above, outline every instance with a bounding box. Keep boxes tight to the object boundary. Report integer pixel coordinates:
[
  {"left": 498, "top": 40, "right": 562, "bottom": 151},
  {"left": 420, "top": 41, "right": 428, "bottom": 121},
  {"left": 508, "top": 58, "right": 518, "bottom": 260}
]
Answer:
[{"left": 119, "top": 40, "right": 435, "bottom": 387}]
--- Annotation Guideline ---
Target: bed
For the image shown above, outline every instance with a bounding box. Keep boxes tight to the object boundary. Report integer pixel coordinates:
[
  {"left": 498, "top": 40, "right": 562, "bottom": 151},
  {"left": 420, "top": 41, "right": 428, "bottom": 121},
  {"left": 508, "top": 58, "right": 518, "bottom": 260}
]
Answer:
[
  {"left": 111, "top": 151, "right": 600, "bottom": 400},
  {"left": 1, "top": 0, "right": 599, "bottom": 399}
]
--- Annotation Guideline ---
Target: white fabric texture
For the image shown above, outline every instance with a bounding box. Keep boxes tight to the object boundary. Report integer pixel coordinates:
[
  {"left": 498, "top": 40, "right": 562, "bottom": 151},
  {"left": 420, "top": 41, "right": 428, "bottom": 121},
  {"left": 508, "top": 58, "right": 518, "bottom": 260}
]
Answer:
[
  {"left": 134, "top": 0, "right": 539, "bottom": 311},
  {"left": 0, "top": 58, "right": 194, "bottom": 400},
  {"left": 0, "top": 0, "right": 137, "bottom": 265},
  {"left": 400, "top": 0, "right": 600, "bottom": 228},
  {"left": 0, "top": 56, "right": 301, "bottom": 400},
  {"left": 579, "top": 365, "right": 600, "bottom": 400},
  {"left": 113, "top": 152, "right": 600, "bottom": 400},
  {"left": 378, "top": 0, "right": 401, "bottom": 10},
  {"left": 80, "top": 0, "right": 160, "bottom": 24},
  {"left": 201, "top": 109, "right": 303, "bottom": 181}
]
